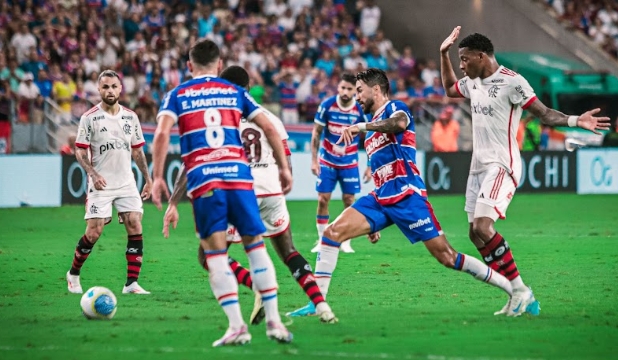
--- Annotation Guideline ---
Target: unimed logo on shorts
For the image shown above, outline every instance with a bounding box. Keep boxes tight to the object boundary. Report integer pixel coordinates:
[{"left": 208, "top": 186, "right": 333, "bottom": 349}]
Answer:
[{"left": 408, "top": 217, "right": 431, "bottom": 230}]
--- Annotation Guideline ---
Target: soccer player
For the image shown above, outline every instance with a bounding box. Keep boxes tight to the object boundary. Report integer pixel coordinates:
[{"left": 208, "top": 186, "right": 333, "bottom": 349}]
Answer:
[
  {"left": 162, "top": 65, "right": 337, "bottom": 325},
  {"left": 289, "top": 68, "right": 517, "bottom": 318},
  {"left": 439, "top": 26, "right": 610, "bottom": 315},
  {"left": 311, "top": 73, "right": 370, "bottom": 253},
  {"left": 66, "top": 70, "right": 152, "bottom": 295},
  {"left": 150, "top": 40, "right": 293, "bottom": 347}
]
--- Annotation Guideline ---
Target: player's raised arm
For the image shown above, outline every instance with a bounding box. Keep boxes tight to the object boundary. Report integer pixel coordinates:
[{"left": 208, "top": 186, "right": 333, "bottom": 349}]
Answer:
[
  {"left": 440, "top": 26, "right": 463, "bottom": 98},
  {"left": 525, "top": 100, "right": 611, "bottom": 135}
]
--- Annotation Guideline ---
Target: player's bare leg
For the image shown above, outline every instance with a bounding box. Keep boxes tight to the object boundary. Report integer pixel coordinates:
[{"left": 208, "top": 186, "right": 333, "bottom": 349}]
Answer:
[
  {"left": 339, "top": 193, "right": 356, "bottom": 253},
  {"left": 422, "top": 234, "right": 514, "bottom": 298},
  {"left": 119, "top": 212, "right": 149, "bottom": 294},
  {"left": 470, "top": 216, "right": 540, "bottom": 317},
  {"left": 241, "top": 234, "right": 292, "bottom": 343},
  {"left": 269, "top": 229, "right": 337, "bottom": 323},
  {"left": 67, "top": 218, "right": 105, "bottom": 294},
  {"left": 203, "top": 231, "right": 252, "bottom": 347},
  {"left": 313, "top": 192, "right": 332, "bottom": 252}
]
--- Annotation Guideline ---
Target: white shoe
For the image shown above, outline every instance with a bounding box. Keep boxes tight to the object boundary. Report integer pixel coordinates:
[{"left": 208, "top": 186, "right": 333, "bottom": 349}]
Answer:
[
  {"left": 316, "top": 302, "right": 338, "bottom": 323},
  {"left": 507, "top": 287, "right": 535, "bottom": 317},
  {"left": 66, "top": 271, "right": 83, "bottom": 294},
  {"left": 494, "top": 297, "right": 511, "bottom": 315},
  {"left": 340, "top": 240, "right": 354, "bottom": 253},
  {"left": 266, "top": 321, "right": 293, "bottom": 343},
  {"left": 249, "top": 291, "right": 265, "bottom": 325},
  {"left": 311, "top": 240, "right": 320, "bottom": 253},
  {"left": 212, "top": 325, "right": 251, "bottom": 347},
  {"left": 122, "top": 282, "right": 150, "bottom": 294}
]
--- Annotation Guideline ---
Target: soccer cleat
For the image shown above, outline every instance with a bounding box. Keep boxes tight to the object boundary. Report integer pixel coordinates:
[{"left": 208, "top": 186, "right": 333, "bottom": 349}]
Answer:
[
  {"left": 316, "top": 302, "right": 338, "bottom": 323},
  {"left": 494, "top": 297, "right": 511, "bottom": 316},
  {"left": 66, "top": 271, "right": 83, "bottom": 294},
  {"left": 286, "top": 301, "right": 316, "bottom": 317},
  {"left": 266, "top": 321, "right": 293, "bottom": 343},
  {"left": 249, "top": 291, "right": 265, "bottom": 325},
  {"left": 122, "top": 282, "right": 151, "bottom": 294},
  {"left": 340, "top": 240, "right": 354, "bottom": 253},
  {"left": 212, "top": 325, "right": 251, "bottom": 347},
  {"left": 507, "top": 287, "right": 539, "bottom": 317},
  {"left": 310, "top": 241, "right": 320, "bottom": 253}
]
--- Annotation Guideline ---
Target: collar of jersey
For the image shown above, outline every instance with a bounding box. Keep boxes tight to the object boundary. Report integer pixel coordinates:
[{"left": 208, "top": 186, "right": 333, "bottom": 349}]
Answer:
[
  {"left": 481, "top": 65, "right": 504, "bottom": 84},
  {"left": 371, "top": 100, "right": 390, "bottom": 121},
  {"left": 192, "top": 74, "right": 219, "bottom": 79}
]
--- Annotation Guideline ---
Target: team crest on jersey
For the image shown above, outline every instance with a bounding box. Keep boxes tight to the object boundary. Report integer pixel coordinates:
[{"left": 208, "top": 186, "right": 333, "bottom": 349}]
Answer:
[
  {"left": 123, "top": 123, "right": 131, "bottom": 135},
  {"left": 488, "top": 85, "right": 499, "bottom": 98}
]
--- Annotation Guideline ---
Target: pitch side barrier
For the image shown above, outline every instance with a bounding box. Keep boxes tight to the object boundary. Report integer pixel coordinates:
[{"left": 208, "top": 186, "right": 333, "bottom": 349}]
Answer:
[{"left": 56, "top": 150, "right": 617, "bottom": 205}]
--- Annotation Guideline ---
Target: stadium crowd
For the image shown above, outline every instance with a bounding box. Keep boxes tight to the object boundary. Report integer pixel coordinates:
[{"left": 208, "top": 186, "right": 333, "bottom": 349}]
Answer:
[{"left": 0, "top": 0, "right": 461, "bottom": 131}]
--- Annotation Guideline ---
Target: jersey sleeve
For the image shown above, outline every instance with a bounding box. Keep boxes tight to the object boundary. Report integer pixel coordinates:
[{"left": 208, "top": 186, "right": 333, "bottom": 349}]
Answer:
[
  {"left": 314, "top": 103, "right": 327, "bottom": 126},
  {"left": 157, "top": 88, "right": 179, "bottom": 124},
  {"left": 240, "top": 88, "right": 263, "bottom": 121},
  {"left": 131, "top": 115, "right": 146, "bottom": 148},
  {"left": 386, "top": 100, "right": 412, "bottom": 127},
  {"left": 454, "top": 77, "right": 470, "bottom": 98},
  {"left": 509, "top": 75, "right": 537, "bottom": 109},
  {"left": 75, "top": 115, "right": 93, "bottom": 149}
]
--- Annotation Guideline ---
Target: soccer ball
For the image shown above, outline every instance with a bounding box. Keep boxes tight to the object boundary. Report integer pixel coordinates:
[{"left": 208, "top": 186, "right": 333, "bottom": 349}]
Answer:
[{"left": 80, "top": 286, "right": 117, "bottom": 320}]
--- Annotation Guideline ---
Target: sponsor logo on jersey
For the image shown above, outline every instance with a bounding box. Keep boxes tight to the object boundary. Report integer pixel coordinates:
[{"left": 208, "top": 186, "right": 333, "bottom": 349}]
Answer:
[
  {"left": 327, "top": 123, "right": 347, "bottom": 135},
  {"left": 178, "top": 87, "right": 238, "bottom": 97},
  {"left": 365, "top": 133, "right": 390, "bottom": 155},
  {"left": 195, "top": 148, "right": 242, "bottom": 162},
  {"left": 121, "top": 115, "right": 133, "bottom": 120},
  {"left": 202, "top": 165, "right": 239, "bottom": 176},
  {"left": 515, "top": 85, "right": 529, "bottom": 101},
  {"left": 471, "top": 103, "right": 495, "bottom": 116},
  {"left": 92, "top": 115, "right": 104, "bottom": 121},
  {"left": 408, "top": 217, "right": 431, "bottom": 230},
  {"left": 491, "top": 78, "right": 504, "bottom": 83},
  {"left": 99, "top": 140, "right": 130, "bottom": 154},
  {"left": 374, "top": 163, "right": 394, "bottom": 187}
]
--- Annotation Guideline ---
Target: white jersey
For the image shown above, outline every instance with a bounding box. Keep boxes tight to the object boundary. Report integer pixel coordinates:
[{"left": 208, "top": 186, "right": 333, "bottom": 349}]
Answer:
[
  {"left": 240, "top": 107, "right": 289, "bottom": 196},
  {"left": 455, "top": 66, "right": 537, "bottom": 184},
  {"left": 75, "top": 104, "right": 145, "bottom": 192}
]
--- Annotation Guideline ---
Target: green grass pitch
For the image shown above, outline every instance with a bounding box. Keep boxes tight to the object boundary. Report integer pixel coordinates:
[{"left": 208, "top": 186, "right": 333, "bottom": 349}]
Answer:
[{"left": 0, "top": 194, "right": 617, "bottom": 360}]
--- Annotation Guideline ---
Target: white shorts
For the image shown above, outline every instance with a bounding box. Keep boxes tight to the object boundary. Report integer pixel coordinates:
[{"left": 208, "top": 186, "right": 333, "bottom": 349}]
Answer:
[
  {"left": 226, "top": 195, "right": 290, "bottom": 243},
  {"left": 464, "top": 165, "right": 516, "bottom": 223},
  {"left": 85, "top": 188, "right": 143, "bottom": 223}
]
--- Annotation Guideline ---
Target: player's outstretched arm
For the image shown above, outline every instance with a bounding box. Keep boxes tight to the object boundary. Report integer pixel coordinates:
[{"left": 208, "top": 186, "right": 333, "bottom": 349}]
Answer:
[
  {"left": 75, "top": 147, "right": 106, "bottom": 190},
  {"left": 526, "top": 100, "right": 611, "bottom": 135},
  {"left": 440, "top": 26, "right": 462, "bottom": 98},
  {"left": 252, "top": 112, "right": 293, "bottom": 194},
  {"left": 131, "top": 147, "right": 152, "bottom": 200},
  {"left": 310, "top": 123, "right": 324, "bottom": 176},
  {"left": 151, "top": 115, "right": 174, "bottom": 209},
  {"left": 337, "top": 112, "right": 408, "bottom": 146}
]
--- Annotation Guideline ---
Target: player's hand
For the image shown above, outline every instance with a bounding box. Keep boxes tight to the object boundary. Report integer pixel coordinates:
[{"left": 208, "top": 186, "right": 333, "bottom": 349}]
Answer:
[
  {"left": 577, "top": 108, "right": 611, "bottom": 135},
  {"left": 336, "top": 125, "right": 360, "bottom": 146},
  {"left": 367, "top": 232, "right": 381, "bottom": 244},
  {"left": 163, "top": 204, "right": 179, "bottom": 238},
  {"left": 363, "top": 167, "right": 372, "bottom": 184},
  {"left": 311, "top": 160, "right": 320, "bottom": 176},
  {"left": 92, "top": 173, "right": 107, "bottom": 190},
  {"left": 151, "top": 177, "right": 170, "bottom": 210},
  {"left": 141, "top": 179, "right": 153, "bottom": 200},
  {"left": 440, "top": 26, "right": 461, "bottom": 54},
  {"left": 279, "top": 168, "right": 293, "bottom": 194}
]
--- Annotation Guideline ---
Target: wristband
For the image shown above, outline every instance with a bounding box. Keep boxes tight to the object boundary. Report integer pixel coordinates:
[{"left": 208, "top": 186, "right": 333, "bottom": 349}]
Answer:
[
  {"left": 567, "top": 116, "right": 578, "bottom": 127},
  {"left": 357, "top": 123, "right": 367, "bottom": 132}
]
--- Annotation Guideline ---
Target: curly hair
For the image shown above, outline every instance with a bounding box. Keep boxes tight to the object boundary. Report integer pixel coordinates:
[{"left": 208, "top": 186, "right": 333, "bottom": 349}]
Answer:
[{"left": 458, "top": 33, "right": 494, "bottom": 55}]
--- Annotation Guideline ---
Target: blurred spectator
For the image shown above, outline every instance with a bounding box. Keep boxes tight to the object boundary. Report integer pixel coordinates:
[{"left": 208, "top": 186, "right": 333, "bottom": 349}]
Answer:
[
  {"left": 1, "top": 57, "right": 24, "bottom": 92},
  {"left": 52, "top": 71, "right": 76, "bottom": 114},
  {"left": 35, "top": 69, "right": 53, "bottom": 99},
  {"left": 60, "top": 134, "right": 76, "bottom": 156},
  {"left": 423, "top": 77, "right": 446, "bottom": 99},
  {"left": 275, "top": 68, "right": 300, "bottom": 124},
  {"left": 17, "top": 73, "right": 41, "bottom": 123},
  {"left": 21, "top": 48, "right": 47, "bottom": 80},
  {"left": 421, "top": 59, "right": 440, "bottom": 88},
  {"left": 430, "top": 106, "right": 459, "bottom": 152},
  {"left": 359, "top": 0, "right": 381, "bottom": 37},
  {"left": 10, "top": 23, "right": 37, "bottom": 64},
  {"left": 365, "top": 46, "right": 388, "bottom": 71}
]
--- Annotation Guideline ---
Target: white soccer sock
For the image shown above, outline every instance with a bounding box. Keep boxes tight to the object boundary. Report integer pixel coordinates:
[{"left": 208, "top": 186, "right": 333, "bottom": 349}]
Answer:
[
  {"left": 245, "top": 241, "right": 281, "bottom": 323},
  {"left": 205, "top": 251, "right": 244, "bottom": 329},
  {"left": 455, "top": 253, "right": 513, "bottom": 296},
  {"left": 314, "top": 236, "right": 341, "bottom": 298},
  {"left": 316, "top": 215, "right": 329, "bottom": 240},
  {"left": 510, "top": 275, "right": 526, "bottom": 292}
]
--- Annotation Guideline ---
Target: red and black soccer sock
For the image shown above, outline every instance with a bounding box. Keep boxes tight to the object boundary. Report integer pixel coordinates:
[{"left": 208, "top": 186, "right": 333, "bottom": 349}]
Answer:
[
  {"left": 125, "top": 234, "right": 143, "bottom": 286},
  {"left": 70, "top": 235, "right": 94, "bottom": 275},
  {"left": 478, "top": 232, "right": 521, "bottom": 282},
  {"left": 284, "top": 251, "right": 325, "bottom": 306},
  {"left": 228, "top": 257, "right": 253, "bottom": 290}
]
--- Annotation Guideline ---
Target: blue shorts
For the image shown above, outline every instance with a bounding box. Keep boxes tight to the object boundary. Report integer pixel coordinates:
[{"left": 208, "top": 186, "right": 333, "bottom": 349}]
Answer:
[
  {"left": 316, "top": 165, "right": 360, "bottom": 194},
  {"left": 192, "top": 189, "right": 266, "bottom": 239},
  {"left": 352, "top": 193, "right": 442, "bottom": 244}
]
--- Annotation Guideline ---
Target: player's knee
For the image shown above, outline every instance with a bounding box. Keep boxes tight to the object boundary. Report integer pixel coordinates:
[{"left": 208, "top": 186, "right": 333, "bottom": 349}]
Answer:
[
  {"left": 342, "top": 194, "right": 354, "bottom": 207},
  {"left": 323, "top": 223, "right": 344, "bottom": 243},
  {"left": 471, "top": 221, "right": 493, "bottom": 241},
  {"left": 85, "top": 228, "right": 102, "bottom": 243},
  {"left": 317, "top": 194, "right": 330, "bottom": 208}
]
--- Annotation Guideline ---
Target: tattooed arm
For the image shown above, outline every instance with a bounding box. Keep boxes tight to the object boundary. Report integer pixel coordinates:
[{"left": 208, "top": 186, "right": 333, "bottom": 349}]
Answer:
[
  {"left": 310, "top": 123, "right": 323, "bottom": 176},
  {"left": 76, "top": 147, "right": 106, "bottom": 190},
  {"left": 337, "top": 111, "right": 408, "bottom": 146},
  {"left": 526, "top": 99, "right": 611, "bottom": 135},
  {"left": 169, "top": 163, "right": 188, "bottom": 206},
  {"left": 131, "top": 147, "right": 152, "bottom": 200}
]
